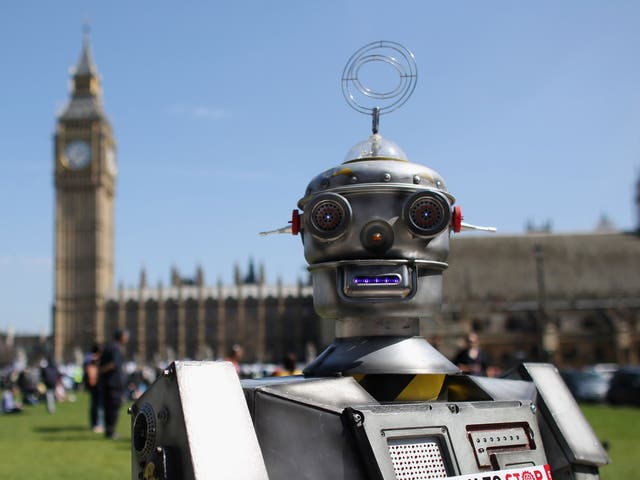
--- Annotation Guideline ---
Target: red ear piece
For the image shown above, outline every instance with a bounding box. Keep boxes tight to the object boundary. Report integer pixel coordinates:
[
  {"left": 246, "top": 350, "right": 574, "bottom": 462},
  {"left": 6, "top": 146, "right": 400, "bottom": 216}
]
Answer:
[
  {"left": 452, "top": 205, "right": 463, "bottom": 233},
  {"left": 290, "top": 209, "right": 300, "bottom": 235}
]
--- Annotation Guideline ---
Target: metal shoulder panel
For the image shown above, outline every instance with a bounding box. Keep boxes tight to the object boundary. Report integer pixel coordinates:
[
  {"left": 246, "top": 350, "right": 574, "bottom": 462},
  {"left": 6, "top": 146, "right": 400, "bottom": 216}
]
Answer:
[
  {"left": 470, "top": 376, "right": 538, "bottom": 402},
  {"left": 520, "top": 363, "right": 610, "bottom": 466},
  {"left": 174, "top": 361, "right": 270, "bottom": 479},
  {"left": 250, "top": 376, "right": 379, "bottom": 413}
]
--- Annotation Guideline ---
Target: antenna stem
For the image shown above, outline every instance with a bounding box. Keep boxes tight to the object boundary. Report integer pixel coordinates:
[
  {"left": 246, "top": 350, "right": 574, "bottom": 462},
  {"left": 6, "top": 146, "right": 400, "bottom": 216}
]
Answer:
[{"left": 372, "top": 107, "right": 380, "bottom": 134}]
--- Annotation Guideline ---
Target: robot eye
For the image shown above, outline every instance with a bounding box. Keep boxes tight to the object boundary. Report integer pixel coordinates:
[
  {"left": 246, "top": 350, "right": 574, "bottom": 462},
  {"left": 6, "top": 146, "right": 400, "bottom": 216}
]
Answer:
[
  {"left": 313, "top": 202, "right": 344, "bottom": 231},
  {"left": 307, "top": 193, "right": 352, "bottom": 241},
  {"left": 403, "top": 191, "right": 451, "bottom": 237}
]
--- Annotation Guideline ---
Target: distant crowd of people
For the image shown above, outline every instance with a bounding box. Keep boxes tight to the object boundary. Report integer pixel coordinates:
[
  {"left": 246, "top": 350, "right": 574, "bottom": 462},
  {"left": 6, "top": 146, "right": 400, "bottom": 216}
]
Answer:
[
  {"left": 3, "top": 330, "right": 494, "bottom": 434},
  {"left": 1, "top": 357, "right": 76, "bottom": 415},
  {"left": 0, "top": 331, "right": 308, "bottom": 436},
  {"left": 1, "top": 329, "right": 139, "bottom": 440}
]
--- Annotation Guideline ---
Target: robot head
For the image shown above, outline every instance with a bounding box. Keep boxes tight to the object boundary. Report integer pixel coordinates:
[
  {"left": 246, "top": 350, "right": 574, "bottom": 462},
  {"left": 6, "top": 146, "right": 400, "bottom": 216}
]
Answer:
[
  {"left": 260, "top": 41, "right": 492, "bottom": 340},
  {"left": 295, "top": 133, "right": 461, "bottom": 323},
  {"left": 257, "top": 41, "right": 494, "bottom": 374}
]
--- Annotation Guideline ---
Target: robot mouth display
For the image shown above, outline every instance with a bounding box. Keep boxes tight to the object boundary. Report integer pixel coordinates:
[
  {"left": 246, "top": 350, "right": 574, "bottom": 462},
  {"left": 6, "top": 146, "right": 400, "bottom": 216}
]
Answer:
[
  {"left": 353, "top": 275, "right": 401, "bottom": 285},
  {"left": 342, "top": 265, "right": 414, "bottom": 299}
]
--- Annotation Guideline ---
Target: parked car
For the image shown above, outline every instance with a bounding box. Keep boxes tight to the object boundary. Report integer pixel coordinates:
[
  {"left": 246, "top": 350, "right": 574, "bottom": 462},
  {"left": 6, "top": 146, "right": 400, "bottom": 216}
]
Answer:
[
  {"left": 606, "top": 366, "right": 640, "bottom": 406},
  {"left": 586, "top": 363, "right": 618, "bottom": 382},
  {"left": 560, "top": 369, "right": 610, "bottom": 403}
]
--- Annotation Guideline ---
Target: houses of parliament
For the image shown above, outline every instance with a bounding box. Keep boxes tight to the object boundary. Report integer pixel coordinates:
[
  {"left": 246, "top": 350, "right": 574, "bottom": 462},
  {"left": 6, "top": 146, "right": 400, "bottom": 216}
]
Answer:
[{"left": 53, "top": 37, "right": 640, "bottom": 369}]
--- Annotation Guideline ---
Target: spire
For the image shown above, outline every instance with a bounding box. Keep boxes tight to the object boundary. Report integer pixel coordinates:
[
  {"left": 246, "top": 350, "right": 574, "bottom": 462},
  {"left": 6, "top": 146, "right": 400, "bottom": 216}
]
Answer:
[
  {"left": 234, "top": 263, "right": 242, "bottom": 286},
  {"left": 139, "top": 267, "right": 147, "bottom": 289},
  {"left": 171, "top": 266, "right": 180, "bottom": 287},
  {"left": 196, "top": 265, "right": 204, "bottom": 287},
  {"left": 244, "top": 257, "right": 257, "bottom": 284},
  {"left": 59, "top": 24, "right": 106, "bottom": 121},
  {"left": 636, "top": 170, "right": 640, "bottom": 233},
  {"left": 74, "top": 21, "right": 98, "bottom": 76}
]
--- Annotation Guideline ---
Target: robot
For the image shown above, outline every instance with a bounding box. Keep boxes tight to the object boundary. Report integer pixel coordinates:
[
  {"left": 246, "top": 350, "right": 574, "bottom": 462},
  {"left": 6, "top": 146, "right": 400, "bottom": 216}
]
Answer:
[{"left": 129, "top": 41, "right": 609, "bottom": 480}]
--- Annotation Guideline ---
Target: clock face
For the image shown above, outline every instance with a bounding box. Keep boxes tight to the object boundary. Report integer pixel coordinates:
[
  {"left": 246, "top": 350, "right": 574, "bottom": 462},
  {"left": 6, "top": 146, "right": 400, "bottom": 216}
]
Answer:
[
  {"left": 64, "top": 140, "right": 92, "bottom": 169},
  {"left": 106, "top": 148, "right": 118, "bottom": 176}
]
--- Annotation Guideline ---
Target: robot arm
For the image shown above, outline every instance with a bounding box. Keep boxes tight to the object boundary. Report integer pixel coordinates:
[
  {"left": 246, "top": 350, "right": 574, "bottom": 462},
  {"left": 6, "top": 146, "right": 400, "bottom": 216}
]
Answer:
[{"left": 519, "top": 363, "right": 610, "bottom": 479}]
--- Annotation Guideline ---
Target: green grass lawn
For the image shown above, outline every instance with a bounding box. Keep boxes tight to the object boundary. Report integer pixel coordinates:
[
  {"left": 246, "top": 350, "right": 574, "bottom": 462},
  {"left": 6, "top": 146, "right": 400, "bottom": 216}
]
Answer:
[
  {"left": 0, "top": 392, "right": 637, "bottom": 479},
  {"left": 581, "top": 404, "right": 639, "bottom": 480},
  {"left": 0, "top": 392, "right": 130, "bottom": 480}
]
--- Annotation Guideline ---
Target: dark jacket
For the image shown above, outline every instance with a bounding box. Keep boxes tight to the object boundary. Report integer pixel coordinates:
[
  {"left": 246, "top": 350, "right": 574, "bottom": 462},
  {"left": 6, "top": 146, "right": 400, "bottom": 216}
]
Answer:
[
  {"left": 41, "top": 362, "right": 59, "bottom": 389},
  {"left": 99, "top": 341, "right": 125, "bottom": 392}
]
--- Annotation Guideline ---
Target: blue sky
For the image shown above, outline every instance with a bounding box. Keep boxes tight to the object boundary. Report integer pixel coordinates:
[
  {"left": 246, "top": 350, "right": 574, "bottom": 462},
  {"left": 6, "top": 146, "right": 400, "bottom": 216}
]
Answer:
[{"left": 1, "top": 1, "right": 639, "bottom": 334}]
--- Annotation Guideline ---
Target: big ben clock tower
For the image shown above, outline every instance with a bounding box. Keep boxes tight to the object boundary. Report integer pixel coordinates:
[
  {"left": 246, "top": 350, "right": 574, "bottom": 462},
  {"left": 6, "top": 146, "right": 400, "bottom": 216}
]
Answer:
[{"left": 53, "top": 32, "right": 116, "bottom": 361}]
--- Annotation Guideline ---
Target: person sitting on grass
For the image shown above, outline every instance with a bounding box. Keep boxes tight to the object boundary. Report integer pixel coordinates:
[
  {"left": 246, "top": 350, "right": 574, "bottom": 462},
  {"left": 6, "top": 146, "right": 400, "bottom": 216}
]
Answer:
[{"left": 2, "top": 382, "right": 23, "bottom": 414}]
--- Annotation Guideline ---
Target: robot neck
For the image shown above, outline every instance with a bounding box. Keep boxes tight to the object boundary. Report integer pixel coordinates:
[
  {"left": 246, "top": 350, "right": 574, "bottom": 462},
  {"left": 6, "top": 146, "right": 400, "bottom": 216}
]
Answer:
[
  {"left": 335, "top": 317, "right": 420, "bottom": 337},
  {"left": 304, "top": 321, "right": 459, "bottom": 378}
]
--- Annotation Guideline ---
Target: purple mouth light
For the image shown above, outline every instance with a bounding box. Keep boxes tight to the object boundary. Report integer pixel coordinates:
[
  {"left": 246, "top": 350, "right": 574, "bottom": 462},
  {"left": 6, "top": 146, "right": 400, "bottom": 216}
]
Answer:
[{"left": 353, "top": 275, "right": 401, "bottom": 285}]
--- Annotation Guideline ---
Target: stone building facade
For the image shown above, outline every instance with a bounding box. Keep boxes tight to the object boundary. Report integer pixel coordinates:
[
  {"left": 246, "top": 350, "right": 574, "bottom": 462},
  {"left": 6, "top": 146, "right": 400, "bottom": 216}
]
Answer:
[
  {"left": 434, "top": 232, "right": 640, "bottom": 370},
  {"left": 103, "top": 265, "right": 320, "bottom": 364}
]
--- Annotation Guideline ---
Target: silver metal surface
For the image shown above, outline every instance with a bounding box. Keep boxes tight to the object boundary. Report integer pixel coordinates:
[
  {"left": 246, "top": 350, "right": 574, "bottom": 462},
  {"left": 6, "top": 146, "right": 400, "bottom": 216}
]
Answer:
[
  {"left": 466, "top": 376, "right": 537, "bottom": 402},
  {"left": 246, "top": 377, "right": 371, "bottom": 479},
  {"left": 468, "top": 427, "right": 530, "bottom": 467},
  {"left": 351, "top": 400, "right": 547, "bottom": 479},
  {"left": 460, "top": 221, "right": 497, "bottom": 232},
  {"left": 388, "top": 437, "right": 448, "bottom": 480},
  {"left": 296, "top": 140, "right": 455, "bottom": 352},
  {"left": 130, "top": 361, "right": 268, "bottom": 480},
  {"left": 309, "top": 259, "right": 446, "bottom": 321},
  {"left": 299, "top": 161, "right": 452, "bottom": 206},
  {"left": 243, "top": 375, "right": 377, "bottom": 413},
  {"left": 521, "top": 363, "right": 611, "bottom": 466},
  {"left": 304, "top": 336, "right": 459, "bottom": 376},
  {"left": 336, "top": 317, "right": 420, "bottom": 337}
]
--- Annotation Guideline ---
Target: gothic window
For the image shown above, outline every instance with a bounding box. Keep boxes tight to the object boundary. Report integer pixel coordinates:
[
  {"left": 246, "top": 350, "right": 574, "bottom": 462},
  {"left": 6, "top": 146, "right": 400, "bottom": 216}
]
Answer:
[
  {"left": 471, "top": 317, "right": 485, "bottom": 333},
  {"left": 185, "top": 299, "right": 199, "bottom": 359},
  {"left": 145, "top": 300, "right": 158, "bottom": 363},
  {"left": 505, "top": 313, "right": 536, "bottom": 333},
  {"left": 204, "top": 298, "right": 217, "bottom": 353}
]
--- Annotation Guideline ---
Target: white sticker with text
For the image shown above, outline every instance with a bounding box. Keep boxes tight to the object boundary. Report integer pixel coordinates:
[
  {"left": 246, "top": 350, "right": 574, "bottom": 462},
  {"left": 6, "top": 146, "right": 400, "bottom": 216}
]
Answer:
[{"left": 438, "top": 464, "right": 552, "bottom": 480}]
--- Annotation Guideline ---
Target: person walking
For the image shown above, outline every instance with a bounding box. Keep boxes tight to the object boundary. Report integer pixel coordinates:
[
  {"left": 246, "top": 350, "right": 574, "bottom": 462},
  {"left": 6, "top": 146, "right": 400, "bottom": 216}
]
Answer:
[
  {"left": 99, "top": 329, "right": 129, "bottom": 439},
  {"left": 41, "top": 358, "right": 60, "bottom": 414},
  {"left": 84, "top": 343, "right": 103, "bottom": 433},
  {"left": 453, "top": 332, "right": 489, "bottom": 376},
  {"left": 273, "top": 352, "right": 302, "bottom": 377},
  {"left": 225, "top": 344, "right": 244, "bottom": 376}
]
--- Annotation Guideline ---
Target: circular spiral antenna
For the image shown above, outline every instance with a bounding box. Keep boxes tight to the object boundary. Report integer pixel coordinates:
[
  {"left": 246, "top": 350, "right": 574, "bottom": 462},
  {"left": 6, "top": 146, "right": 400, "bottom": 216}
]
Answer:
[{"left": 342, "top": 41, "right": 417, "bottom": 132}]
